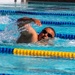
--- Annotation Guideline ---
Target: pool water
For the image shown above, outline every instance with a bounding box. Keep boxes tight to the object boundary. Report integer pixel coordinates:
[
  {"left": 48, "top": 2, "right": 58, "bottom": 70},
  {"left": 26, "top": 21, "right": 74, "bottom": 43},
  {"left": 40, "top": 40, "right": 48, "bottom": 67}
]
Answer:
[
  {"left": 0, "top": 53, "right": 75, "bottom": 75},
  {"left": 0, "top": 13, "right": 75, "bottom": 48},
  {"left": 0, "top": 2, "right": 75, "bottom": 75}
]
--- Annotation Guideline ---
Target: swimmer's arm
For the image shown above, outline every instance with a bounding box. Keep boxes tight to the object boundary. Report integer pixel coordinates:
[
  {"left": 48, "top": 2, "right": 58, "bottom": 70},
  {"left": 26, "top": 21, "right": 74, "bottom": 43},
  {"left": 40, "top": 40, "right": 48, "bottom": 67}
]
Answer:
[
  {"left": 26, "top": 25, "right": 38, "bottom": 43},
  {"left": 17, "top": 17, "right": 42, "bottom": 26},
  {"left": 24, "top": 17, "right": 42, "bottom": 26}
]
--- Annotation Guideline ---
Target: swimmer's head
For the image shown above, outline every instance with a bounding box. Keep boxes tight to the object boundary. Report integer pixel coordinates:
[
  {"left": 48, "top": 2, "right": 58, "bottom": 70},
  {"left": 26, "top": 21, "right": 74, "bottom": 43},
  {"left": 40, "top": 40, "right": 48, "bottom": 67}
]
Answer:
[{"left": 38, "top": 27, "right": 55, "bottom": 41}]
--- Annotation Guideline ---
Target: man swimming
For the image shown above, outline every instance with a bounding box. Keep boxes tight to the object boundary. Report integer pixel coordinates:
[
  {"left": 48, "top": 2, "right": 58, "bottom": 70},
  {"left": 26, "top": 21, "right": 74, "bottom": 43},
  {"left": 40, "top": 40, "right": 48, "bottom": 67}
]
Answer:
[{"left": 16, "top": 17, "right": 55, "bottom": 45}]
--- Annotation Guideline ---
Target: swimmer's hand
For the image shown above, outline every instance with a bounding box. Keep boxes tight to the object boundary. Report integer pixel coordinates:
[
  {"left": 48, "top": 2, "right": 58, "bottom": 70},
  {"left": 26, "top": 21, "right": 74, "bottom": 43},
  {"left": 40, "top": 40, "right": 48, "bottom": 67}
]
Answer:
[{"left": 32, "top": 18, "right": 42, "bottom": 26}]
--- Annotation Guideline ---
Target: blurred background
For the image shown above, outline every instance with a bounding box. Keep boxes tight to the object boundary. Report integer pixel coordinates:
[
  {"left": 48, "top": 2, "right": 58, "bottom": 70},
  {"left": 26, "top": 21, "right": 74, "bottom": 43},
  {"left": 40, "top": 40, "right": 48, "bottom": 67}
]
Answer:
[{"left": 0, "top": 0, "right": 21, "bottom": 4}]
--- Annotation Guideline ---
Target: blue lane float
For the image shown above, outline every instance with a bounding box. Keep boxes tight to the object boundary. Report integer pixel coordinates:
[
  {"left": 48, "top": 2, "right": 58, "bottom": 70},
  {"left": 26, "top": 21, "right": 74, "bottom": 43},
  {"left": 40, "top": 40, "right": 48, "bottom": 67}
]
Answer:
[
  {"left": 56, "top": 33, "right": 75, "bottom": 40},
  {"left": 0, "top": 10, "right": 75, "bottom": 16},
  {"left": 0, "top": 47, "right": 13, "bottom": 54},
  {"left": 16, "top": 11, "right": 75, "bottom": 16},
  {"left": 1, "top": 10, "right": 75, "bottom": 26},
  {"left": 0, "top": 74, "right": 13, "bottom": 75},
  {"left": 41, "top": 21, "right": 75, "bottom": 25}
]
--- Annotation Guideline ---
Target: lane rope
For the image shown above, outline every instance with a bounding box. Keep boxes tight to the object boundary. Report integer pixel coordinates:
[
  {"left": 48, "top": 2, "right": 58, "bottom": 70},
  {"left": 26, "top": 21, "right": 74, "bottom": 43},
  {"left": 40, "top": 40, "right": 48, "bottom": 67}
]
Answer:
[
  {"left": 0, "top": 10, "right": 75, "bottom": 16},
  {"left": 0, "top": 47, "right": 75, "bottom": 59},
  {"left": 13, "top": 48, "right": 75, "bottom": 59}
]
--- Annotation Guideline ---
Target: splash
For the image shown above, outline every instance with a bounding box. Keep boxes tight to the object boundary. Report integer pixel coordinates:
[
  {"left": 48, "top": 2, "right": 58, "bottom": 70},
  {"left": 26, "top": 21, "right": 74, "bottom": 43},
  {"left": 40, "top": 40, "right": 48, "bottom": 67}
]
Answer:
[
  {"left": 54, "top": 38, "right": 75, "bottom": 47},
  {"left": 0, "top": 15, "right": 12, "bottom": 24},
  {"left": 0, "top": 16, "right": 19, "bottom": 43},
  {"left": 0, "top": 16, "right": 40, "bottom": 44}
]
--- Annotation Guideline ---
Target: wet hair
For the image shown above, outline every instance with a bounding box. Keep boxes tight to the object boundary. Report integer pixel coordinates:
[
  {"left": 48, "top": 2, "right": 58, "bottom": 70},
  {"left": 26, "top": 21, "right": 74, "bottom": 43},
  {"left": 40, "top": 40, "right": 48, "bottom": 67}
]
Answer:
[{"left": 43, "top": 27, "right": 56, "bottom": 36}]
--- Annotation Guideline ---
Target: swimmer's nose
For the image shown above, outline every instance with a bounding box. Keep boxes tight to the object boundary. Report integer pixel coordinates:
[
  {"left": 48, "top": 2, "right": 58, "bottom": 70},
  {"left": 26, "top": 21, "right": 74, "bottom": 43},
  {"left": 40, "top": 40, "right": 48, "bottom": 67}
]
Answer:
[
  {"left": 42, "top": 34, "right": 48, "bottom": 39},
  {"left": 44, "top": 33, "right": 48, "bottom": 37}
]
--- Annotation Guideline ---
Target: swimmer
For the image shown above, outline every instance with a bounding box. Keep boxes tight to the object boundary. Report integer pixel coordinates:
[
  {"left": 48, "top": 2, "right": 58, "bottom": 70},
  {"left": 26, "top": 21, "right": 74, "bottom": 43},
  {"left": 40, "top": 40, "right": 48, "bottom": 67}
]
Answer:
[{"left": 16, "top": 17, "right": 55, "bottom": 45}]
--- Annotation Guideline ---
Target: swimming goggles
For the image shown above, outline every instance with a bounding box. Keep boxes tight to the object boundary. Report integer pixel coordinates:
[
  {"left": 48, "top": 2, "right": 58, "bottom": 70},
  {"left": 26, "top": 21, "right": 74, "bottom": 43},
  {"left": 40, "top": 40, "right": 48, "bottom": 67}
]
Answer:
[{"left": 42, "top": 30, "right": 53, "bottom": 38}]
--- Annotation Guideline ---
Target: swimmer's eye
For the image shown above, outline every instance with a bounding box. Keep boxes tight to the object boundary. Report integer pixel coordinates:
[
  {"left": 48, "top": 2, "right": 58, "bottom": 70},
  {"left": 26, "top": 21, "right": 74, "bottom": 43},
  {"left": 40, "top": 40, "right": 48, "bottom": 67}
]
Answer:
[{"left": 42, "top": 30, "right": 53, "bottom": 38}]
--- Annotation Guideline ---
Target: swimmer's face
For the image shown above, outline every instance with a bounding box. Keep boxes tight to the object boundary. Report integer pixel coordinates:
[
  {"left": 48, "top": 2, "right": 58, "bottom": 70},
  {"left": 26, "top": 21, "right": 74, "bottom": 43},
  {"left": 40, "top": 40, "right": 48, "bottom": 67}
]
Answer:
[{"left": 38, "top": 27, "right": 55, "bottom": 41}]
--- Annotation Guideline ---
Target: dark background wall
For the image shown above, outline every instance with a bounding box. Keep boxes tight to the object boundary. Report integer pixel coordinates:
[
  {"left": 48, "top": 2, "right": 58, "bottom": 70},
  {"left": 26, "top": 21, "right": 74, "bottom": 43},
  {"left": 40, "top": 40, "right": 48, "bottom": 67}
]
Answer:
[{"left": 28, "top": 0, "right": 75, "bottom": 2}]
